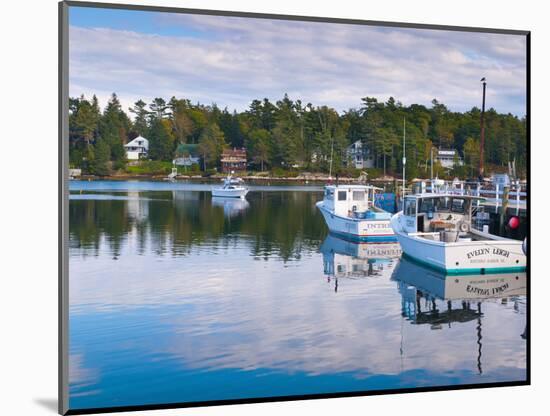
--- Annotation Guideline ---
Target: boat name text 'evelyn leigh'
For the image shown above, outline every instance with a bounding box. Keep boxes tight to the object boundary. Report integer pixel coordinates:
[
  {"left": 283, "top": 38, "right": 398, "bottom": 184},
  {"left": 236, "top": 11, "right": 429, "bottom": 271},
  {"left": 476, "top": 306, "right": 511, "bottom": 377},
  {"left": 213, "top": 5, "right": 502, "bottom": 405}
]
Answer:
[{"left": 466, "top": 247, "right": 510, "bottom": 259}]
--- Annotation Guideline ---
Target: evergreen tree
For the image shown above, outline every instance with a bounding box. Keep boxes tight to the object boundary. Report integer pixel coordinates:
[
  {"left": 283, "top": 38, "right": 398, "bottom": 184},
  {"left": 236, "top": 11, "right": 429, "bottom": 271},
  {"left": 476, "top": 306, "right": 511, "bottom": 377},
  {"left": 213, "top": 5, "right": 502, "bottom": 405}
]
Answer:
[
  {"left": 168, "top": 97, "right": 194, "bottom": 145},
  {"left": 88, "top": 138, "right": 110, "bottom": 176},
  {"left": 129, "top": 99, "right": 149, "bottom": 136},
  {"left": 100, "top": 93, "right": 130, "bottom": 165},
  {"left": 148, "top": 118, "right": 175, "bottom": 161},
  {"left": 247, "top": 128, "right": 271, "bottom": 171},
  {"left": 149, "top": 97, "right": 168, "bottom": 119},
  {"left": 198, "top": 123, "right": 226, "bottom": 170}
]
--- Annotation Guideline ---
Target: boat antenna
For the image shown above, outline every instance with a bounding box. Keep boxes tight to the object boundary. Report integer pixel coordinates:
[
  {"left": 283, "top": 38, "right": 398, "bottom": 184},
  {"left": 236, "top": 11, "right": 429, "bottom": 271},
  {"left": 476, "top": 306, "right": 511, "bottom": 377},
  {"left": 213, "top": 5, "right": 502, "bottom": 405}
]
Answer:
[{"left": 402, "top": 117, "right": 406, "bottom": 211}]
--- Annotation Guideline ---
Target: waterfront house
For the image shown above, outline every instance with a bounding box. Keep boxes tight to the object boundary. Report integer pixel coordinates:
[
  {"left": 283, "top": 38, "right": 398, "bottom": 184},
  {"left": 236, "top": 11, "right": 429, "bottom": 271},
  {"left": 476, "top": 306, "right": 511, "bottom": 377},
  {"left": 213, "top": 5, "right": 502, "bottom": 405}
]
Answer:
[
  {"left": 174, "top": 143, "right": 200, "bottom": 167},
  {"left": 435, "top": 148, "right": 463, "bottom": 169},
  {"left": 221, "top": 148, "right": 247, "bottom": 172},
  {"left": 346, "top": 140, "right": 375, "bottom": 169},
  {"left": 124, "top": 136, "right": 149, "bottom": 160}
]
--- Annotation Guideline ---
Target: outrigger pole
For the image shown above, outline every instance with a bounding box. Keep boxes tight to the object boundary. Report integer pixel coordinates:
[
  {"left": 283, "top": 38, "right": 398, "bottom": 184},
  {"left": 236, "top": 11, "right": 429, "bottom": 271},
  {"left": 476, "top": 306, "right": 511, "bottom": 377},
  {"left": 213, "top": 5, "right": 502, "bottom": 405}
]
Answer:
[{"left": 479, "top": 77, "right": 487, "bottom": 177}]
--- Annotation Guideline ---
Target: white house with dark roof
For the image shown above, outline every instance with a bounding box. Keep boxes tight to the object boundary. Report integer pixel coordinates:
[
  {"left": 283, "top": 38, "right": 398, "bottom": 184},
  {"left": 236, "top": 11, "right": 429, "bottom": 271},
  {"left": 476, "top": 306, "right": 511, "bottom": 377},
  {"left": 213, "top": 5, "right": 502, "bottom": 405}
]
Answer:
[
  {"left": 124, "top": 136, "right": 149, "bottom": 160},
  {"left": 435, "top": 148, "right": 463, "bottom": 169},
  {"left": 346, "top": 140, "right": 374, "bottom": 169}
]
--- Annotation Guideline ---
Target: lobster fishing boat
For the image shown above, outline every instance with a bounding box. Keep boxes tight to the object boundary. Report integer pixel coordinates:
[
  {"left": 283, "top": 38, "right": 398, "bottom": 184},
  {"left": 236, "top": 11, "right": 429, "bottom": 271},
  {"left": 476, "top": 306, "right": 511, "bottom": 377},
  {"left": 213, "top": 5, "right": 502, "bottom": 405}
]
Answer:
[
  {"left": 393, "top": 255, "right": 526, "bottom": 302},
  {"left": 211, "top": 174, "right": 248, "bottom": 199},
  {"left": 390, "top": 193, "right": 526, "bottom": 275},
  {"left": 321, "top": 234, "right": 401, "bottom": 279},
  {"left": 393, "top": 256, "right": 526, "bottom": 329},
  {"left": 316, "top": 184, "right": 396, "bottom": 242}
]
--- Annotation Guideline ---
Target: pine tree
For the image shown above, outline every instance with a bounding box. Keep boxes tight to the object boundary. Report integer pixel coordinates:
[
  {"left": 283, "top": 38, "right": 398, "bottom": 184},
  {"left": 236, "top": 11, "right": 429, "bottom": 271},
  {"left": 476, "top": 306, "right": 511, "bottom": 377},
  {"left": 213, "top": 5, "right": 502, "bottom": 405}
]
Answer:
[
  {"left": 89, "top": 138, "right": 111, "bottom": 176},
  {"left": 198, "top": 123, "right": 226, "bottom": 170},
  {"left": 148, "top": 118, "right": 175, "bottom": 161},
  {"left": 129, "top": 99, "right": 149, "bottom": 136}
]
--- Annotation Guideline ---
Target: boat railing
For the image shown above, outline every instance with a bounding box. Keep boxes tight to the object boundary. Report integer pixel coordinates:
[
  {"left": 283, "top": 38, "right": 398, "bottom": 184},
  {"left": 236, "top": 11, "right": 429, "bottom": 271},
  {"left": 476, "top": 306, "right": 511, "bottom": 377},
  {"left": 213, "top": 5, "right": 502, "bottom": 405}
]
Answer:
[{"left": 425, "top": 182, "right": 526, "bottom": 211}]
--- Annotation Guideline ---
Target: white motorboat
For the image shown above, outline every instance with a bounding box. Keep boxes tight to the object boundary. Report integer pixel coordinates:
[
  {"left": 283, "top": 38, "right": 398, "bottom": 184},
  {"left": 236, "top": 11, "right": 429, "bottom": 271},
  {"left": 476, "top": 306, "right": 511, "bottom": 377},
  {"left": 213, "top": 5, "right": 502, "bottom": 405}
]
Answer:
[
  {"left": 316, "top": 184, "right": 396, "bottom": 242},
  {"left": 391, "top": 193, "right": 526, "bottom": 275},
  {"left": 211, "top": 174, "right": 248, "bottom": 199},
  {"left": 211, "top": 196, "right": 250, "bottom": 217}
]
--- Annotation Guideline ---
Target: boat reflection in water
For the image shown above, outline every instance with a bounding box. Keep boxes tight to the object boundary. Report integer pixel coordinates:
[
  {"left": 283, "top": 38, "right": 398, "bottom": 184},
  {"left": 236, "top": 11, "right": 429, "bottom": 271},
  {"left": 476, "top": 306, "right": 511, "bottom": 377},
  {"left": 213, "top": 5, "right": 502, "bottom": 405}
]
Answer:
[
  {"left": 211, "top": 196, "right": 250, "bottom": 218},
  {"left": 392, "top": 257, "right": 527, "bottom": 372},
  {"left": 320, "top": 234, "right": 401, "bottom": 290}
]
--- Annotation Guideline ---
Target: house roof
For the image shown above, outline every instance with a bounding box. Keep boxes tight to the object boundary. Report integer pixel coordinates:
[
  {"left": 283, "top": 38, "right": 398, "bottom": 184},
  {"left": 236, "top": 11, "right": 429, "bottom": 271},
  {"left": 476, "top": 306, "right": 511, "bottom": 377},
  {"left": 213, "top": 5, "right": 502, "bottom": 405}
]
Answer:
[
  {"left": 125, "top": 136, "right": 149, "bottom": 150},
  {"left": 176, "top": 143, "right": 199, "bottom": 155},
  {"left": 221, "top": 148, "right": 247, "bottom": 162},
  {"left": 347, "top": 140, "right": 363, "bottom": 148}
]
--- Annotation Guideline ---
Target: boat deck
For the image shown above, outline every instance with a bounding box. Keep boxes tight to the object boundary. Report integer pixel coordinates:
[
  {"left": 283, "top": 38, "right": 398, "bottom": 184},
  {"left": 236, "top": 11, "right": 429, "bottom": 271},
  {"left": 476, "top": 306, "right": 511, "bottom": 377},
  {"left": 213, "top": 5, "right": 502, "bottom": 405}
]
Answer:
[{"left": 416, "top": 230, "right": 497, "bottom": 243}]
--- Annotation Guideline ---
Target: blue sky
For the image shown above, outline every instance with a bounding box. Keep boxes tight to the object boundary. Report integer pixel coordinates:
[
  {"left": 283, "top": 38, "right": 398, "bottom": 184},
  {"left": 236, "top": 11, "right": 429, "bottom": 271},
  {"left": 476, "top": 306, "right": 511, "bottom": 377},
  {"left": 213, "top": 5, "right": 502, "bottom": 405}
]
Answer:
[{"left": 69, "top": 6, "right": 527, "bottom": 116}]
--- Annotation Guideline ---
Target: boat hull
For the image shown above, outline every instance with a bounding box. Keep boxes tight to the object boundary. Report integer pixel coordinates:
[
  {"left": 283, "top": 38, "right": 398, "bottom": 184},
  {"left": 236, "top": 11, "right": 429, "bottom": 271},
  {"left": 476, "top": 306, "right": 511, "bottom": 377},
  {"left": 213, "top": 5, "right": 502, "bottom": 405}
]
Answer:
[
  {"left": 391, "top": 213, "right": 526, "bottom": 275},
  {"left": 211, "top": 188, "right": 248, "bottom": 198},
  {"left": 317, "top": 202, "right": 396, "bottom": 242}
]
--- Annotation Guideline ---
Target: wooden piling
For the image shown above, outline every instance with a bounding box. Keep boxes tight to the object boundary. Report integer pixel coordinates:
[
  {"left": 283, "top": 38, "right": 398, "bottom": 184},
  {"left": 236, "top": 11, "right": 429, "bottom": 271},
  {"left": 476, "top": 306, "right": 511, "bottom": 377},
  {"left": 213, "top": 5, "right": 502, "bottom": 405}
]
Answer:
[{"left": 499, "top": 185, "right": 510, "bottom": 233}]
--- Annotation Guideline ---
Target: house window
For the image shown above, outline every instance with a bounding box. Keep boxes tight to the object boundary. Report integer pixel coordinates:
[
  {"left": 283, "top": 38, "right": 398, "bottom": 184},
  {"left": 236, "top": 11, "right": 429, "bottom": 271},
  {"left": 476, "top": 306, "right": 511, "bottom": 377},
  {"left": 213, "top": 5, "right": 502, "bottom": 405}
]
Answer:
[
  {"left": 338, "top": 191, "right": 347, "bottom": 201},
  {"left": 352, "top": 191, "right": 365, "bottom": 201}
]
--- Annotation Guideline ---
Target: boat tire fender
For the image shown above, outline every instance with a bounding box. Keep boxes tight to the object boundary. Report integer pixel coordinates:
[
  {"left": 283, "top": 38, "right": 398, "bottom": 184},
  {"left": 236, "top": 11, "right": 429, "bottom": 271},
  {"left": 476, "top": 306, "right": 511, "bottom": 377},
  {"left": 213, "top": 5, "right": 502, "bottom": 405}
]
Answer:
[{"left": 458, "top": 221, "right": 469, "bottom": 233}]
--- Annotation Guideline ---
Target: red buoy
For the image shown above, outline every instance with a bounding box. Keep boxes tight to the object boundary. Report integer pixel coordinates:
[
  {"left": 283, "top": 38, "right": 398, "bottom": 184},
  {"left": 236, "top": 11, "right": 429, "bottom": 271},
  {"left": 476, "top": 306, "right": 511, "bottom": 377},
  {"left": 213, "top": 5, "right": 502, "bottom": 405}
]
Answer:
[{"left": 508, "top": 216, "right": 520, "bottom": 230}]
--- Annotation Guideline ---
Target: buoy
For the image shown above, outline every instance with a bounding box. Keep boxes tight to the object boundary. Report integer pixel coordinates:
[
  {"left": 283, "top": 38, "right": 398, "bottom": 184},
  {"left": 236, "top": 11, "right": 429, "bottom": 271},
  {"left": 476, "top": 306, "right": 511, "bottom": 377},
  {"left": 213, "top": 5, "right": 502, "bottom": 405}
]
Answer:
[{"left": 508, "top": 216, "right": 520, "bottom": 230}]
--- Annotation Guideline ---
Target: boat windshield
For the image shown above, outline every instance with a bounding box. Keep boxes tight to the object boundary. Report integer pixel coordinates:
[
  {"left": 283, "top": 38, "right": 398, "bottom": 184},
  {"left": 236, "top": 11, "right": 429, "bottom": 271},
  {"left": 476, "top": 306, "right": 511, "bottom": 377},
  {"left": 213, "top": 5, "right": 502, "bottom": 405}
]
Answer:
[
  {"left": 418, "top": 197, "right": 466, "bottom": 214},
  {"left": 352, "top": 190, "right": 366, "bottom": 201},
  {"left": 404, "top": 198, "right": 416, "bottom": 216}
]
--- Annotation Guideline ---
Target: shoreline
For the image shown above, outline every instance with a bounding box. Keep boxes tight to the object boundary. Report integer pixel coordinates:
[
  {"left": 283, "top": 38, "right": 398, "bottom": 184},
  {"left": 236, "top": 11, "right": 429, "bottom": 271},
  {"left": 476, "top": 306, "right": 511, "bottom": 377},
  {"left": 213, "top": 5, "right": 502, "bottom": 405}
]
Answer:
[{"left": 72, "top": 173, "right": 397, "bottom": 183}]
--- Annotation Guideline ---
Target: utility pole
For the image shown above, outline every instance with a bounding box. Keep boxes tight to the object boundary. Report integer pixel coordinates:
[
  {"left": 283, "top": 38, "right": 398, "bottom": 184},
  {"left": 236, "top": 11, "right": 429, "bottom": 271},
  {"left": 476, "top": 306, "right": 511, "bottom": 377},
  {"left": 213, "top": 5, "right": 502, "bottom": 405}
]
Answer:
[{"left": 479, "top": 77, "right": 487, "bottom": 178}]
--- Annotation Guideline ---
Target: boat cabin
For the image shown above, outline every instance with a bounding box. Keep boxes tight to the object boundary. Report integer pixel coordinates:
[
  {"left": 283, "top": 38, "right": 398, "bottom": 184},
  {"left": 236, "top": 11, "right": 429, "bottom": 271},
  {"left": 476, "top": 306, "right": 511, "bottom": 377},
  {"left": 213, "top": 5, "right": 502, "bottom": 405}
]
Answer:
[
  {"left": 402, "top": 194, "right": 484, "bottom": 237},
  {"left": 322, "top": 185, "right": 384, "bottom": 218}
]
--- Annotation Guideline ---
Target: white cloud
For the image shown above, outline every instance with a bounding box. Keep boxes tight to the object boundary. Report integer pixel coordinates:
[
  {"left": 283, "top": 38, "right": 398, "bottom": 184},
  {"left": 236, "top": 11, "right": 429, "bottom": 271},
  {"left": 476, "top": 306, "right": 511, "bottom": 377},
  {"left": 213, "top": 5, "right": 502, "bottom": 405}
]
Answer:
[{"left": 69, "top": 14, "right": 526, "bottom": 115}]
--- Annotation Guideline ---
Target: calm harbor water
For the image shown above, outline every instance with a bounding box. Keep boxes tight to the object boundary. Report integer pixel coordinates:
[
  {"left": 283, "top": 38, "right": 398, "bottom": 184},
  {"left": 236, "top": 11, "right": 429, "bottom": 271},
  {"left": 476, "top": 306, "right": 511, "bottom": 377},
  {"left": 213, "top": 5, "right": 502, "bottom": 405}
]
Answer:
[{"left": 68, "top": 181, "right": 527, "bottom": 410}]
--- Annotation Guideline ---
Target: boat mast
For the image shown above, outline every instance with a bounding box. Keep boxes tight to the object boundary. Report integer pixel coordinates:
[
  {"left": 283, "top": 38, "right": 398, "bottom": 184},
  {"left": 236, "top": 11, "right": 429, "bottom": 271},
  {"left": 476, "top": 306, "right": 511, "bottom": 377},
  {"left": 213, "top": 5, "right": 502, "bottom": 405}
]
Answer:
[{"left": 402, "top": 117, "right": 406, "bottom": 211}]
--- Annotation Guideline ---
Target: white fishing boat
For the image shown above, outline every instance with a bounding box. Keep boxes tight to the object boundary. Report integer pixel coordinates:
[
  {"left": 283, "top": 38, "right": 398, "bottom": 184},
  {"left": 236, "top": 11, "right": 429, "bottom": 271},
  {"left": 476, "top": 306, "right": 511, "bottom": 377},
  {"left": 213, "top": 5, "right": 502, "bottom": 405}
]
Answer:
[
  {"left": 321, "top": 234, "right": 401, "bottom": 278},
  {"left": 390, "top": 193, "right": 526, "bottom": 275},
  {"left": 393, "top": 256, "right": 526, "bottom": 301},
  {"left": 211, "top": 174, "right": 248, "bottom": 199},
  {"left": 316, "top": 184, "right": 396, "bottom": 242},
  {"left": 393, "top": 256, "right": 526, "bottom": 330}
]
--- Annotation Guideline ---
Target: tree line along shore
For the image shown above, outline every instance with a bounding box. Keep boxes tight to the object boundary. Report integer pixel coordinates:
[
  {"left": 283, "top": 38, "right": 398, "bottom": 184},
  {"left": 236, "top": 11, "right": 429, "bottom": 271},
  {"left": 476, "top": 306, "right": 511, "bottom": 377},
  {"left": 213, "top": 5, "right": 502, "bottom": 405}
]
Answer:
[{"left": 69, "top": 93, "right": 527, "bottom": 180}]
